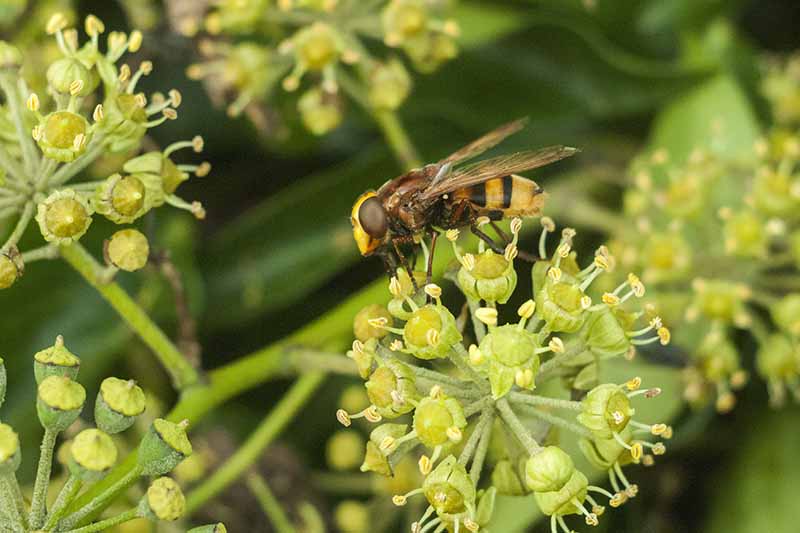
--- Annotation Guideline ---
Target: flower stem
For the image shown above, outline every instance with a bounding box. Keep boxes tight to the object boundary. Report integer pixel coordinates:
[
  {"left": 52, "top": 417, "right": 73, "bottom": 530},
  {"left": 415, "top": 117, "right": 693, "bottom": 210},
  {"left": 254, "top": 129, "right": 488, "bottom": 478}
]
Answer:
[
  {"left": 496, "top": 398, "right": 542, "bottom": 456},
  {"left": 514, "top": 404, "right": 593, "bottom": 439},
  {"left": 29, "top": 427, "right": 58, "bottom": 529},
  {"left": 0, "top": 475, "right": 24, "bottom": 531},
  {"left": 58, "top": 466, "right": 142, "bottom": 530},
  {"left": 20, "top": 244, "right": 59, "bottom": 263},
  {"left": 63, "top": 508, "right": 138, "bottom": 533},
  {"left": 44, "top": 474, "right": 83, "bottom": 531},
  {"left": 0, "top": 72, "right": 39, "bottom": 177},
  {"left": 246, "top": 473, "right": 297, "bottom": 533},
  {"left": 449, "top": 343, "right": 490, "bottom": 393},
  {"left": 185, "top": 372, "right": 325, "bottom": 513},
  {"left": 508, "top": 392, "right": 582, "bottom": 411},
  {"left": 458, "top": 408, "right": 493, "bottom": 466},
  {"left": 59, "top": 242, "right": 200, "bottom": 390},
  {"left": 372, "top": 107, "right": 422, "bottom": 170},
  {"left": 469, "top": 412, "right": 494, "bottom": 483},
  {"left": 2, "top": 202, "right": 34, "bottom": 250}
]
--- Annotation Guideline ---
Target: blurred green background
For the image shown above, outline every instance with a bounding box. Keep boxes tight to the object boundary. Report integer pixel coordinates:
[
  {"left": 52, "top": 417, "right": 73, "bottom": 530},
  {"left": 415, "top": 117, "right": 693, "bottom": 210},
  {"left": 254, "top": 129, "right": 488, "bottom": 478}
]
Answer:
[{"left": 3, "top": 0, "right": 800, "bottom": 531}]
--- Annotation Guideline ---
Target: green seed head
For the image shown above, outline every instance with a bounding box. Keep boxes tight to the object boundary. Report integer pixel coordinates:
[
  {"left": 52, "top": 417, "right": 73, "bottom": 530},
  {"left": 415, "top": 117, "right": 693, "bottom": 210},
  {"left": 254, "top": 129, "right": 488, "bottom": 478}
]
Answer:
[
  {"left": 577, "top": 384, "right": 633, "bottom": 439},
  {"left": 37, "top": 111, "right": 92, "bottom": 162},
  {"left": 34, "top": 335, "right": 81, "bottom": 384},
  {"left": 422, "top": 455, "right": 476, "bottom": 517},
  {"left": 36, "top": 189, "right": 93, "bottom": 244},
  {"left": 47, "top": 57, "right": 99, "bottom": 96},
  {"left": 69, "top": 428, "right": 117, "bottom": 477},
  {"left": 298, "top": 87, "right": 343, "bottom": 136},
  {"left": 107, "top": 229, "right": 150, "bottom": 271},
  {"left": 37, "top": 375, "right": 86, "bottom": 431},
  {"left": 524, "top": 446, "right": 575, "bottom": 493},
  {"left": 458, "top": 249, "right": 517, "bottom": 304},
  {"left": 141, "top": 477, "right": 186, "bottom": 521},
  {"left": 353, "top": 304, "right": 393, "bottom": 342},
  {"left": 0, "top": 250, "right": 23, "bottom": 290},
  {"left": 365, "top": 359, "right": 418, "bottom": 418},
  {"left": 326, "top": 430, "right": 365, "bottom": 471},
  {"left": 412, "top": 394, "right": 466, "bottom": 448},
  {"left": 0, "top": 423, "right": 21, "bottom": 474},
  {"left": 137, "top": 418, "right": 193, "bottom": 476},
  {"left": 95, "top": 377, "right": 146, "bottom": 433},
  {"left": 579, "top": 426, "right": 635, "bottom": 470},
  {"left": 403, "top": 304, "right": 462, "bottom": 360}
]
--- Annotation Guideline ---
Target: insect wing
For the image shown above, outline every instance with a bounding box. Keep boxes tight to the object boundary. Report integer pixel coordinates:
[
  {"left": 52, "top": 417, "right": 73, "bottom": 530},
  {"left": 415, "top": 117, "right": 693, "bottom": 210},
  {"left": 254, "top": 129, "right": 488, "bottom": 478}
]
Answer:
[
  {"left": 421, "top": 146, "right": 578, "bottom": 200},
  {"left": 438, "top": 118, "right": 528, "bottom": 166}
]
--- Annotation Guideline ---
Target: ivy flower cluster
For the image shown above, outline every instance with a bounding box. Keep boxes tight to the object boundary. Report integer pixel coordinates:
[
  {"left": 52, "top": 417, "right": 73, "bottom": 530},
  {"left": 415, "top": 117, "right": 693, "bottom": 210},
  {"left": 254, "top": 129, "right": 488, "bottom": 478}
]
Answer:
[
  {"left": 0, "top": 13, "right": 210, "bottom": 291},
  {"left": 610, "top": 123, "right": 800, "bottom": 411},
  {"left": 185, "top": 0, "right": 459, "bottom": 135},
  {"left": 336, "top": 218, "right": 671, "bottom": 533},
  {"left": 0, "top": 336, "right": 224, "bottom": 533}
]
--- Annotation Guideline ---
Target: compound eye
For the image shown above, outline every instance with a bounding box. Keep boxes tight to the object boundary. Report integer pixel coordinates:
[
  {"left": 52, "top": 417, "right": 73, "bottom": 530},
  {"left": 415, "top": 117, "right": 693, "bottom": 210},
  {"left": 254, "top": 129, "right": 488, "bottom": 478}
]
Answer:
[{"left": 358, "top": 197, "right": 388, "bottom": 238}]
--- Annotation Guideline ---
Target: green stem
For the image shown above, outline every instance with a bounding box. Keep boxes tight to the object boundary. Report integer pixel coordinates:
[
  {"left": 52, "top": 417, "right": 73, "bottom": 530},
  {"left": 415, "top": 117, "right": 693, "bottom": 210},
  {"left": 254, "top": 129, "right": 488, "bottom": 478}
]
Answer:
[
  {"left": 2, "top": 201, "right": 34, "bottom": 250},
  {"left": 458, "top": 408, "right": 493, "bottom": 466},
  {"left": 467, "top": 299, "right": 487, "bottom": 343},
  {"left": 496, "top": 398, "right": 541, "bottom": 456},
  {"left": 21, "top": 244, "right": 59, "bottom": 263},
  {"left": 29, "top": 427, "right": 58, "bottom": 529},
  {"left": 0, "top": 475, "right": 24, "bottom": 531},
  {"left": 508, "top": 392, "right": 582, "bottom": 411},
  {"left": 371, "top": 108, "right": 422, "bottom": 170},
  {"left": 59, "top": 242, "right": 200, "bottom": 390},
  {"left": 288, "top": 349, "right": 358, "bottom": 376},
  {"left": 63, "top": 508, "right": 138, "bottom": 533},
  {"left": 0, "top": 72, "right": 39, "bottom": 177},
  {"left": 46, "top": 135, "right": 108, "bottom": 188},
  {"left": 311, "top": 472, "right": 374, "bottom": 495},
  {"left": 185, "top": 373, "right": 325, "bottom": 513},
  {"left": 58, "top": 466, "right": 142, "bottom": 530},
  {"left": 469, "top": 412, "right": 494, "bottom": 484},
  {"left": 44, "top": 474, "right": 83, "bottom": 531},
  {"left": 246, "top": 473, "right": 297, "bottom": 533},
  {"left": 514, "top": 404, "right": 593, "bottom": 439},
  {"left": 0, "top": 142, "right": 27, "bottom": 183},
  {"left": 449, "top": 343, "right": 489, "bottom": 393}
]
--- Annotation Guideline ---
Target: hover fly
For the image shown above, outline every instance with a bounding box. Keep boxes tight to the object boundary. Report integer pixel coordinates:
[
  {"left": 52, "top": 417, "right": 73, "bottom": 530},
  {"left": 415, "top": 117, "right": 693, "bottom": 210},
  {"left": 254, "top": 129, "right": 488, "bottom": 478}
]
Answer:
[{"left": 350, "top": 118, "right": 578, "bottom": 284}]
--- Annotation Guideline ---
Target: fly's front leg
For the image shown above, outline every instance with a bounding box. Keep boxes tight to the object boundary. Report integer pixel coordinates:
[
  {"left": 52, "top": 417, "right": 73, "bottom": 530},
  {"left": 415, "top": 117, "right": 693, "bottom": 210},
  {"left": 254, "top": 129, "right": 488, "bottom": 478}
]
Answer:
[
  {"left": 489, "top": 220, "right": 539, "bottom": 263},
  {"left": 392, "top": 238, "right": 418, "bottom": 292},
  {"left": 426, "top": 229, "right": 438, "bottom": 287}
]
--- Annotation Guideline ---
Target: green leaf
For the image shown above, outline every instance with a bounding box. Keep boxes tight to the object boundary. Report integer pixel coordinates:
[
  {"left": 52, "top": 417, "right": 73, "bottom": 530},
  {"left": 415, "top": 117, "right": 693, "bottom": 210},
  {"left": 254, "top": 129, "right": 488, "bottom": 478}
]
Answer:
[{"left": 455, "top": 2, "right": 531, "bottom": 49}]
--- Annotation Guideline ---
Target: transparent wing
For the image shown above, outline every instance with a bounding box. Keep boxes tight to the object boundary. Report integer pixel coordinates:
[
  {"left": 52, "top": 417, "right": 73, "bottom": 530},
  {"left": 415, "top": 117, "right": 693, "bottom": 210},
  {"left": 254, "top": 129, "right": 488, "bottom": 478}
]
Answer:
[
  {"left": 420, "top": 146, "right": 578, "bottom": 200},
  {"left": 438, "top": 118, "right": 529, "bottom": 166}
]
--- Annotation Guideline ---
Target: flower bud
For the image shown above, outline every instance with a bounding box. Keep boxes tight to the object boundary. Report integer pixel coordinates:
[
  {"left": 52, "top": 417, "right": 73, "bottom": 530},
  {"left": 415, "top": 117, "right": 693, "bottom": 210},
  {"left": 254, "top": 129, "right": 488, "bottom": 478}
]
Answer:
[
  {"left": 106, "top": 229, "right": 150, "bottom": 271},
  {"left": 139, "top": 477, "right": 186, "bottom": 521},
  {"left": 188, "top": 524, "right": 227, "bottom": 533},
  {"left": 0, "top": 41, "right": 22, "bottom": 68},
  {"left": 577, "top": 384, "right": 633, "bottom": 439},
  {"left": 524, "top": 446, "right": 575, "bottom": 493},
  {"left": 354, "top": 304, "right": 393, "bottom": 342},
  {"left": 0, "top": 423, "right": 21, "bottom": 474},
  {"left": 93, "top": 174, "right": 148, "bottom": 223},
  {"left": 36, "top": 189, "right": 93, "bottom": 244},
  {"left": 422, "top": 455, "right": 476, "bottom": 516},
  {"left": 412, "top": 394, "right": 466, "bottom": 448},
  {"left": 0, "top": 249, "right": 23, "bottom": 289},
  {"left": 334, "top": 500, "right": 370, "bottom": 533},
  {"left": 756, "top": 334, "right": 798, "bottom": 383},
  {"left": 34, "top": 335, "right": 80, "bottom": 384},
  {"left": 533, "top": 468, "right": 589, "bottom": 517},
  {"left": 69, "top": 428, "right": 117, "bottom": 480},
  {"left": 326, "top": 430, "right": 365, "bottom": 471},
  {"left": 37, "top": 376, "right": 86, "bottom": 431},
  {"left": 124, "top": 152, "right": 189, "bottom": 196},
  {"left": 691, "top": 279, "right": 748, "bottom": 323},
  {"left": 478, "top": 325, "right": 541, "bottom": 399},
  {"left": 382, "top": 0, "right": 428, "bottom": 45},
  {"left": 137, "top": 418, "right": 193, "bottom": 476},
  {"left": 403, "top": 303, "right": 462, "bottom": 360},
  {"left": 366, "top": 359, "right": 419, "bottom": 418},
  {"left": 491, "top": 460, "right": 526, "bottom": 496},
  {"left": 298, "top": 87, "right": 343, "bottom": 136},
  {"left": 457, "top": 249, "right": 517, "bottom": 304},
  {"left": 579, "top": 427, "right": 634, "bottom": 470},
  {"left": 47, "top": 57, "right": 99, "bottom": 96},
  {"left": 294, "top": 22, "right": 340, "bottom": 71},
  {"left": 361, "top": 424, "right": 407, "bottom": 476},
  {"left": 367, "top": 59, "right": 411, "bottom": 110},
  {"left": 95, "top": 377, "right": 146, "bottom": 434},
  {"left": 37, "top": 111, "right": 92, "bottom": 162},
  {"left": 582, "top": 306, "right": 634, "bottom": 359},
  {"left": 722, "top": 210, "right": 767, "bottom": 257},
  {"left": 534, "top": 270, "right": 586, "bottom": 333},
  {"left": 771, "top": 294, "right": 800, "bottom": 337},
  {"left": 100, "top": 92, "right": 148, "bottom": 153},
  {"left": 403, "top": 32, "right": 458, "bottom": 73},
  {"left": 640, "top": 232, "right": 692, "bottom": 283},
  {"left": 752, "top": 168, "right": 800, "bottom": 216}
]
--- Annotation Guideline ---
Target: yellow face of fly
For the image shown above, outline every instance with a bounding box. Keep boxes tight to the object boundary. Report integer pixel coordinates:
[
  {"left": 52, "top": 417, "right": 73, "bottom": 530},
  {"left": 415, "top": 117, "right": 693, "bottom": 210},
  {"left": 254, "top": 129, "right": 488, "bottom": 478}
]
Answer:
[{"left": 351, "top": 191, "right": 385, "bottom": 256}]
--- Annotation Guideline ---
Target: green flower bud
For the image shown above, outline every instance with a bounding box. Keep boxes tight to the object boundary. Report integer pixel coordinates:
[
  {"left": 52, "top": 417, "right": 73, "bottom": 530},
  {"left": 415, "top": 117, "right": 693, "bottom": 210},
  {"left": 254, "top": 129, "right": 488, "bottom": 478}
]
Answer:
[
  {"left": 752, "top": 168, "right": 800, "bottom": 217},
  {"left": 458, "top": 249, "right": 517, "bottom": 304},
  {"left": 93, "top": 174, "right": 148, "bottom": 223},
  {"left": 347, "top": 338, "right": 376, "bottom": 379},
  {"left": 403, "top": 303, "right": 462, "bottom": 360},
  {"left": 298, "top": 87, "right": 343, "bottom": 136},
  {"left": 422, "top": 456, "right": 476, "bottom": 517},
  {"left": 772, "top": 294, "right": 800, "bottom": 337},
  {"left": 533, "top": 469, "right": 588, "bottom": 517},
  {"left": 695, "top": 331, "right": 741, "bottom": 382},
  {"left": 361, "top": 441, "right": 392, "bottom": 476},
  {"left": 577, "top": 384, "right": 633, "bottom": 439},
  {"left": 382, "top": 0, "right": 428, "bottom": 45},
  {"left": 0, "top": 248, "right": 23, "bottom": 289},
  {"left": 0, "top": 41, "right": 22, "bottom": 68},
  {"left": 691, "top": 279, "right": 749, "bottom": 323},
  {"left": 0, "top": 423, "right": 21, "bottom": 474},
  {"left": 722, "top": 210, "right": 767, "bottom": 257},
  {"left": 37, "top": 111, "right": 92, "bottom": 162},
  {"left": 188, "top": 524, "right": 227, "bottom": 533},
  {"left": 365, "top": 358, "right": 419, "bottom": 418},
  {"left": 34, "top": 335, "right": 80, "bottom": 384},
  {"left": 478, "top": 324, "right": 541, "bottom": 399},
  {"left": 37, "top": 376, "right": 86, "bottom": 431},
  {"left": 47, "top": 57, "right": 99, "bottom": 96},
  {"left": 205, "top": 0, "right": 269, "bottom": 34},
  {"left": 640, "top": 232, "right": 692, "bottom": 283},
  {"left": 491, "top": 460, "right": 526, "bottom": 496},
  {"left": 95, "top": 377, "right": 146, "bottom": 434},
  {"left": 367, "top": 59, "right": 411, "bottom": 110},
  {"left": 756, "top": 334, "right": 798, "bottom": 382},
  {"left": 403, "top": 32, "right": 458, "bottom": 74},
  {"left": 139, "top": 477, "right": 186, "bottom": 521},
  {"left": 326, "top": 430, "right": 365, "bottom": 471},
  {"left": 412, "top": 394, "right": 466, "bottom": 448},
  {"left": 101, "top": 92, "right": 148, "bottom": 153},
  {"left": 69, "top": 428, "right": 117, "bottom": 479},
  {"left": 334, "top": 500, "right": 370, "bottom": 533},
  {"left": 353, "top": 304, "right": 393, "bottom": 342},
  {"left": 106, "top": 229, "right": 150, "bottom": 271},
  {"left": 123, "top": 152, "right": 188, "bottom": 196},
  {"left": 137, "top": 418, "right": 192, "bottom": 476},
  {"left": 582, "top": 306, "right": 634, "bottom": 359},
  {"left": 525, "top": 446, "right": 574, "bottom": 493},
  {"left": 294, "top": 22, "right": 340, "bottom": 71},
  {"left": 36, "top": 189, "right": 93, "bottom": 244}
]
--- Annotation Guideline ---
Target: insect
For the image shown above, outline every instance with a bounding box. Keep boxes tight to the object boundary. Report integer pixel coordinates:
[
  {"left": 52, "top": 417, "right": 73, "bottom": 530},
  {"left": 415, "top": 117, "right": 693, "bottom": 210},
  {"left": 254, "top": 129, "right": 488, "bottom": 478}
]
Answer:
[{"left": 350, "top": 118, "right": 578, "bottom": 285}]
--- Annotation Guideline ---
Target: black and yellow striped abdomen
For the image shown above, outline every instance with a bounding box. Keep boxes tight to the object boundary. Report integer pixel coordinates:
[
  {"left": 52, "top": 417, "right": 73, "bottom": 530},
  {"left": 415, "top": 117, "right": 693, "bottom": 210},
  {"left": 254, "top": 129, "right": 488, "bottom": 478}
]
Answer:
[{"left": 451, "top": 175, "right": 545, "bottom": 218}]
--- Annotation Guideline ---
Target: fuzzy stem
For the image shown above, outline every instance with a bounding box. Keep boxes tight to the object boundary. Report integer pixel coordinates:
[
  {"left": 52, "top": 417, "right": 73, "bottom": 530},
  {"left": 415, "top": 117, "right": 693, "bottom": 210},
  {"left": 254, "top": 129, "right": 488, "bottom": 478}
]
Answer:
[
  {"left": 514, "top": 404, "right": 593, "bottom": 439},
  {"left": 21, "top": 244, "right": 59, "bottom": 262},
  {"left": 59, "top": 242, "right": 200, "bottom": 390},
  {"left": 2, "top": 202, "right": 34, "bottom": 250},
  {"left": 508, "top": 392, "right": 582, "bottom": 411},
  {"left": 0, "top": 143, "right": 27, "bottom": 184},
  {"left": 0, "top": 72, "right": 39, "bottom": 177},
  {"left": 29, "top": 427, "right": 58, "bottom": 528},
  {"left": 58, "top": 466, "right": 142, "bottom": 529},
  {"left": 0, "top": 475, "right": 24, "bottom": 531},
  {"left": 246, "top": 473, "right": 297, "bottom": 533},
  {"left": 467, "top": 299, "right": 487, "bottom": 343},
  {"left": 63, "top": 508, "right": 138, "bottom": 533},
  {"left": 450, "top": 343, "right": 490, "bottom": 392},
  {"left": 470, "top": 412, "right": 494, "bottom": 483},
  {"left": 496, "top": 398, "right": 541, "bottom": 456},
  {"left": 458, "top": 408, "right": 493, "bottom": 466},
  {"left": 44, "top": 475, "right": 83, "bottom": 531},
  {"left": 185, "top": 372, "right": 325, "bottom": 512}
]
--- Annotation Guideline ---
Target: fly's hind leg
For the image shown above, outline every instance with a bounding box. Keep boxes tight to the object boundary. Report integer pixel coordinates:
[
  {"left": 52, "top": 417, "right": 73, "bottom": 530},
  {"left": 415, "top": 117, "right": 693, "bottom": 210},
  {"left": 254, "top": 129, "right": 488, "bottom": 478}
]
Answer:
[{"left": 470, "top": 224, "right": 507, "bottom": 256}]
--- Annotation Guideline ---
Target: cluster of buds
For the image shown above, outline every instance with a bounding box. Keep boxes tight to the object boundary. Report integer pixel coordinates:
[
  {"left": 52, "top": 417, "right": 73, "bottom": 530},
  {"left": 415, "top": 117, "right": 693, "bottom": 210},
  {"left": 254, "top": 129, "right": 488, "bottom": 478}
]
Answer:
[
  {"left": 186, "top": 0, "right": 459, "bottom": 135},
  {"left": 336, "top": 218, "right": 670, "bottom": 532},
  {"left": 611, "top": 126, "right": 800, "bottom": 411},
  {"left": 0, "top": 14, "right": 210, "bottom": 291},
  {"left": 0, "top": 335, "right": 223, "bottom": 532}
]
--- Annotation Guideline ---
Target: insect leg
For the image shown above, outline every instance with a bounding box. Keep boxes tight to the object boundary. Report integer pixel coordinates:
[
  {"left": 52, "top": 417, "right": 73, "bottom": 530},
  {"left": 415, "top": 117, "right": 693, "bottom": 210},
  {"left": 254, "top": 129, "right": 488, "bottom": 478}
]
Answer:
[
  {"left": 470, "top": 225, "right": 506, "bottom": 255},
  {"left": 426, "top": 230, "right": 438, "bottom": 287},
  {"left": 489, "top": 220, "right": 539, "bottom": 263},
  {"left": 393, "top": 239, "right": 418, "bottom": 292}
]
